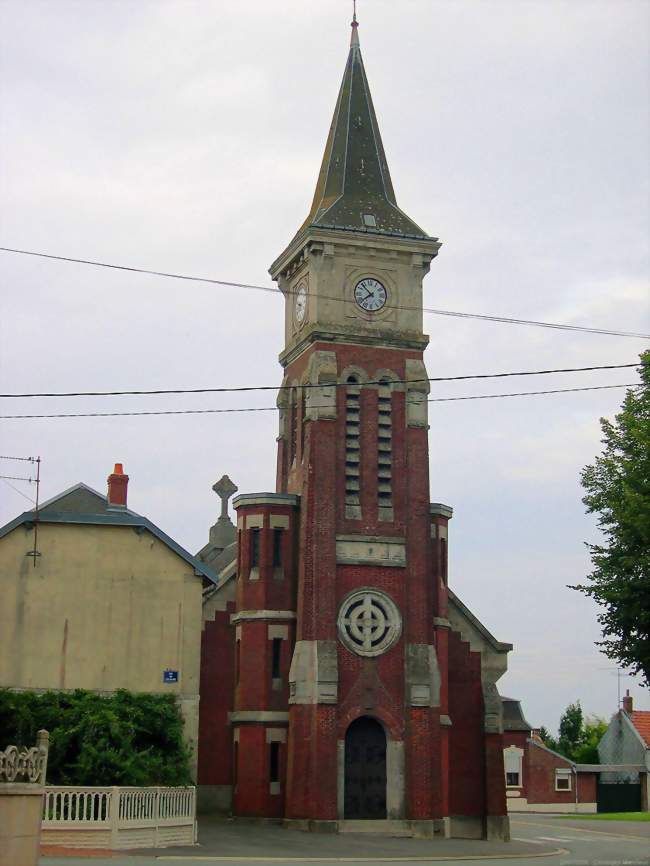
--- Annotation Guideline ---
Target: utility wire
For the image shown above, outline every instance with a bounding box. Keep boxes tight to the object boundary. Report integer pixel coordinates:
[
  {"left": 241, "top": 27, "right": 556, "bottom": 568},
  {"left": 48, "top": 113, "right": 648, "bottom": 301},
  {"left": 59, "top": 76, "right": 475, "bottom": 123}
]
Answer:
[
  {"left": 1, "top": 246, "right": 647, "bottom": 339},
  {"left": 0, "top": 383, "right": 638, "bottom": 420},
  {"left": 0, "top": 363, "right": 638, "bottom": 400},
  {"left": 0, "top": 455, "right": 37, "bottom": 462}
]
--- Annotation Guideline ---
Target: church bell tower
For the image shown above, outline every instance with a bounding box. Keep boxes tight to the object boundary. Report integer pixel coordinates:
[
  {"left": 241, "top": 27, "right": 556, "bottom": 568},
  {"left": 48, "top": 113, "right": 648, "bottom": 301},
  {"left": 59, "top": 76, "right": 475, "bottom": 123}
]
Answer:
[
  {"left": 269, "top": 12, "right": 450, "bottom": 826},
  {"left": 220, "top": 10, "right": 510, "bottom": 839}
]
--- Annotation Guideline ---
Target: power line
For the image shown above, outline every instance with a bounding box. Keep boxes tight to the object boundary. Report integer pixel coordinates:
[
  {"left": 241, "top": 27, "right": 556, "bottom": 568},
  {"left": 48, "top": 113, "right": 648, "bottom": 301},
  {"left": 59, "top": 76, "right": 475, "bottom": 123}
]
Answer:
[
  {"left": 0, "top": 363, "right": 638, "bottom": 400},
  {"left": 1, "top": 246, "right": 647, "bottom": 339},
  {"left": 0, "top": 383, "right": 638, "bottom": 420}
]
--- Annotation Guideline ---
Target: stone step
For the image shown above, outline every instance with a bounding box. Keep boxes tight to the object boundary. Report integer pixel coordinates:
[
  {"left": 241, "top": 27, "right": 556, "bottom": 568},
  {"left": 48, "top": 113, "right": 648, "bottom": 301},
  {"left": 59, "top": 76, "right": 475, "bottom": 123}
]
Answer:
[{"left": 338, "top": 819, "right": 413, "bottom": 837}]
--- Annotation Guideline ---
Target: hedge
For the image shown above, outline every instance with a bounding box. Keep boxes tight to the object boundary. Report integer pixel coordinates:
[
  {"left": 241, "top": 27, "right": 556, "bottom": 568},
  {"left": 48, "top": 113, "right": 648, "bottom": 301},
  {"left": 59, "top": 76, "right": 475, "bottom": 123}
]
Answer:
[{"left": 0, "top": 688, "right": 193, "bottom": 787}]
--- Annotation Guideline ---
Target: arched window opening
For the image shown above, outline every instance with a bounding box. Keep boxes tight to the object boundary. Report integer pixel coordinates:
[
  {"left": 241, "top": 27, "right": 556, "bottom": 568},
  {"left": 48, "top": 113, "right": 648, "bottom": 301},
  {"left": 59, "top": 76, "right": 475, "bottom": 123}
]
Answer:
[
  {"left": 441, "top": 537, "right": 448, "bottom": 585},
  {"left": 345, "top": 376, "right": 361, "bottom": 506},
  {"left": 299, "top": 387, "right": 306, "bottom": 457},
  {"left": 377, "top": 380, "right": 392, "bottom": 510}
]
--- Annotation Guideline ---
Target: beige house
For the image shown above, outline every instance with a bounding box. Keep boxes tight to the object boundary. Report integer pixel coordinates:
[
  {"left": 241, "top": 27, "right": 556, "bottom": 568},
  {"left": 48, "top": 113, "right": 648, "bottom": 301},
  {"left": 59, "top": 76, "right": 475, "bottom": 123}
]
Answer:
[{"left": 0, "top": 464, "right": 217, "bottom": 776}]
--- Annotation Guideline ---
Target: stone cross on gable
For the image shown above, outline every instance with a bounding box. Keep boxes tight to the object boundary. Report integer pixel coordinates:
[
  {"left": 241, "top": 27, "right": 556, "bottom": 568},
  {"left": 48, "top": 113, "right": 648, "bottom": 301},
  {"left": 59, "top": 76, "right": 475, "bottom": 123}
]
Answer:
[{"left": 213, "top": 474, "right": 238, "bottom": 520}]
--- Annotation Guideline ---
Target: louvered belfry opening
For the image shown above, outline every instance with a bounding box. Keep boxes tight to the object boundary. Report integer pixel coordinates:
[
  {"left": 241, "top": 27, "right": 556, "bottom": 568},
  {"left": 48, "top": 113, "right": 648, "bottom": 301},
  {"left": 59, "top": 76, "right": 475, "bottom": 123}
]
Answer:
[
  {"left": 289, "top": 387, "right": 298, "bottom": 464},
  {"left": 345, "top": 376, "right": 361, "bottom": 506},
  {"left": 377, "top": 379, "right": 393, "bottom": 509}
]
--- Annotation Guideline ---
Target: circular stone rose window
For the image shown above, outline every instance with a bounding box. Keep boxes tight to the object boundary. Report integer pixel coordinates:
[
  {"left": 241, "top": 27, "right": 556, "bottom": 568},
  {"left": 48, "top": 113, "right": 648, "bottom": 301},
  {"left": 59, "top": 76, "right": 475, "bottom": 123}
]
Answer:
[{"left": 337, "top": 589, "right": 402, "bottom": 657}]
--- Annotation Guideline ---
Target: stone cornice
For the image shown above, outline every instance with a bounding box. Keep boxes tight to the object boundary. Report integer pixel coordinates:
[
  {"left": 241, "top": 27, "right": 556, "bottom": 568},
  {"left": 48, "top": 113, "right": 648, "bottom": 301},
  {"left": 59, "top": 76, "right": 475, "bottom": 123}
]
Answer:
[
  {"left": 230, "top": 610, "right": 297, "bottom": 624},
  {"left": 229, "top": 711, "right": 289, "bottom": 724},
  {"left": 280, "top": 330, "right": 429, "bottom": 369},
  {"left": 270, "top": 228, "right": 440, "bottom": 281},
  {"left": 232, "top": 493, "right": 300, "bottom": 509}
]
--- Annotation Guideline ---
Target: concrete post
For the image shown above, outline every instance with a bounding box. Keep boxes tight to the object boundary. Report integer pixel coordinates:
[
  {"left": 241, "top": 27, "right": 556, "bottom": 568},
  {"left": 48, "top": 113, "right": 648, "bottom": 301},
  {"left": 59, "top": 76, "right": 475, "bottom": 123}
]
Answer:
[
  {"left": 109, "top": 787, "right": 120, "bottom": 850},
  {"left": 36, "top": 730, "right": 49, "bottom": 785}
]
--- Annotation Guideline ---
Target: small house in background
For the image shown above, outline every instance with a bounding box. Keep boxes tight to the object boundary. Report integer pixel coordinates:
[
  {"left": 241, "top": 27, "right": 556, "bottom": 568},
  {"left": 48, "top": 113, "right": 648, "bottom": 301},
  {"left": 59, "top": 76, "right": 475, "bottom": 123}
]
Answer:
[
  {"left": 502, "top": 698, "right": 598, "bottom": 813},
  {"left": 597, "top": 691, "right": 650, "bottom": 812},
  {"left": 0, "top": 463, "right": 217, "bottom": 775}
]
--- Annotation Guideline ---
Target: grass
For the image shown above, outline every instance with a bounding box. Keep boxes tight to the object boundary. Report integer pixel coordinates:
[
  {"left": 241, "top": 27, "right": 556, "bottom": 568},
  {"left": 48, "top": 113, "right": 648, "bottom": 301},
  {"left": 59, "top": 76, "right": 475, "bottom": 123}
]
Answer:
[{"left": 558, "top": 812, "right": 650, "bottom": 822}]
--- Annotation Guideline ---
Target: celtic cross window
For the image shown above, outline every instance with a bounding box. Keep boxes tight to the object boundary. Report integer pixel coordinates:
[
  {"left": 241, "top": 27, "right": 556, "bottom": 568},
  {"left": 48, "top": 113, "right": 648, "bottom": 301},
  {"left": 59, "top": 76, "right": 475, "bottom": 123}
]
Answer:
[{"left": 337, "top": 589, "right": 401, "bottom": 657}]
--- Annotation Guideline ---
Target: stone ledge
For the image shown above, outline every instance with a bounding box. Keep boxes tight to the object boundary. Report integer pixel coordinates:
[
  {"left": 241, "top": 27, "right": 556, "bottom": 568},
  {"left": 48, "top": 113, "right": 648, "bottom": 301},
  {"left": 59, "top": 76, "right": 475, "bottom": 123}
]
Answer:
[
  {"left": 0, "top": 784, "right": 44, "bottom": 797},
  {"left": 230, "top": 610, "right": 297, "bottom": 624},
  {"left": 228, "top": 711, "right": 289, "bottom": 724},
  {"left": 233, "top": 493, "right": 300, "bottom": 509},
  {"left": 430, "top": 503, "right": 453, "bottom": 519}
]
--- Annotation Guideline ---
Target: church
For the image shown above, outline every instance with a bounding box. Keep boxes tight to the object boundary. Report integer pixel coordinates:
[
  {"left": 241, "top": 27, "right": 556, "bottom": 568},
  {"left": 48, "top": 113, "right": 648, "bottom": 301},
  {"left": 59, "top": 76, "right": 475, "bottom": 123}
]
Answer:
[{"left": 197, "top": 13, "right": 512, "bottom": 841}]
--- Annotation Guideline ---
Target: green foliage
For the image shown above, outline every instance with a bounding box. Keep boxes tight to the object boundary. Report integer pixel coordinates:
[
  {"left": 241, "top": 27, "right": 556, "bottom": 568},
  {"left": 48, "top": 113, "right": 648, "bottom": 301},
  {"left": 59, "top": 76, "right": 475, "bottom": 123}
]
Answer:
[
  {"left": 558, "top": 812, "right": 650, "bottom": 822},
  {"left": 573, "top": 717, "right": 608, "bottom": 764},
  {"left": 0, "top": 689, "right": 193, "bottom": 787},
  {"left": 558, "top": 701, "right": 584, "bottom": 759},
  {"left": 549, "top": 700, "right": 607, "bottom": 763},
  {"left": 538, "top": 725, "right": 558, "bottom": 752},
  {"left": 571, "top": 351, "right": 650, "bottom": 686}
]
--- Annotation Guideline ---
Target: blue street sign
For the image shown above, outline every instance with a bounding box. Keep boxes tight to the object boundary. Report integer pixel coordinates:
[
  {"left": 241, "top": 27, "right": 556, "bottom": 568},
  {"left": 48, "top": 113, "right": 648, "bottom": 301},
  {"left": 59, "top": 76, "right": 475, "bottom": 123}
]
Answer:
[{"left": 163, "top": 670, "right": 179, "bottom": 683}]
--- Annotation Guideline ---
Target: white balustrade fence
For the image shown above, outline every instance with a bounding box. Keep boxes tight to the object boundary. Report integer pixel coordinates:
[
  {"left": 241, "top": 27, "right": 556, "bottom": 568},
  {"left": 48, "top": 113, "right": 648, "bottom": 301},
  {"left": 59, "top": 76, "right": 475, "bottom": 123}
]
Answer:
[{"left": 41, "top": 786, "right": 196, "bottom": 850}]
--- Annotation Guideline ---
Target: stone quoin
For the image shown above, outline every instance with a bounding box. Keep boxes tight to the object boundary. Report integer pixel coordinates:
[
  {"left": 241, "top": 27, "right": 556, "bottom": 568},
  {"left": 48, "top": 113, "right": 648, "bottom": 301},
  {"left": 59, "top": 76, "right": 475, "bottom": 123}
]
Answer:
[{"left": 197, "top": 12, "right": 512, "bottom": 840}]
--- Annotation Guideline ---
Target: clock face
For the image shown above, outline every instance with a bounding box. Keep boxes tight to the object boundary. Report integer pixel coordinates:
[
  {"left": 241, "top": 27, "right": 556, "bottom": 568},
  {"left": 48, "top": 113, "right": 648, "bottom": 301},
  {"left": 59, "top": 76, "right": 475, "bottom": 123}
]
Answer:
[
  {"left": 354, "top": 277, "right": 387, "bottom": 312},
  {"left": 294, "top": 282, "right": 307, "bottom": 324}
]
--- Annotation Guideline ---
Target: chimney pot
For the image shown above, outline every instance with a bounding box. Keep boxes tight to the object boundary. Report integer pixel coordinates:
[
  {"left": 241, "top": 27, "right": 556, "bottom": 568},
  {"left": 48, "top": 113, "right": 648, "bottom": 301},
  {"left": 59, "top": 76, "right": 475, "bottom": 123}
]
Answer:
[
  {"left": 107, "top": 463, "right": 129, "bottom": 508},
  {"left": 622, "top": 690, "right": 633, "bottom": 714}
]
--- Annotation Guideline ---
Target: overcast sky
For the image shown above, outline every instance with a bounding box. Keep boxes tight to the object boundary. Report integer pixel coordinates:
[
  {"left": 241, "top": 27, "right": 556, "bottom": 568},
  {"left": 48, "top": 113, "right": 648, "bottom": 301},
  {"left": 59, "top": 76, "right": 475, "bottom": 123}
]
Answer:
[{"left": 1, "top": 0, "right": 648, "bottom": 732}]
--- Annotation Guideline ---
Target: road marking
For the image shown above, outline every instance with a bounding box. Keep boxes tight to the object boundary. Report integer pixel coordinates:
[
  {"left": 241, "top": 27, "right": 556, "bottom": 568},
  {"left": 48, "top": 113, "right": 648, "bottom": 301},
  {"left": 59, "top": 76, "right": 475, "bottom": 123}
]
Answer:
[
  {"left": 512, "top": 838, "right": 547, "bottom": 845},
  {"left": 536, "top": 836, "right": 575, "bottom": 842},
  {"left": 511, "top": 818, "right": 650, "bottom": 843},
  {"left": 156, "top": 850, "right": 567, "bottom": 862}
]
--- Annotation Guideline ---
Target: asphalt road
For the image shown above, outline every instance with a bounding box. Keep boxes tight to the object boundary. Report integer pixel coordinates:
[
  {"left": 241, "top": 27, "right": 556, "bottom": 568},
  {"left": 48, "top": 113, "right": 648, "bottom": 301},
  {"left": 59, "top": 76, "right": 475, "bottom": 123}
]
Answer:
[{"left": 39, "top": 813, "right": 650, "bottom": 866}]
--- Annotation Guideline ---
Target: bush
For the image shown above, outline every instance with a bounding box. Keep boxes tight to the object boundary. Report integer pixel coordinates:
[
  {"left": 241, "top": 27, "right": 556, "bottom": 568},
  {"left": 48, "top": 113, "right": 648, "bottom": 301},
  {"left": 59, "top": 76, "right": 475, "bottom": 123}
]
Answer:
[{"left": 0, "top": 688, "right": 193, "bottom": 786}]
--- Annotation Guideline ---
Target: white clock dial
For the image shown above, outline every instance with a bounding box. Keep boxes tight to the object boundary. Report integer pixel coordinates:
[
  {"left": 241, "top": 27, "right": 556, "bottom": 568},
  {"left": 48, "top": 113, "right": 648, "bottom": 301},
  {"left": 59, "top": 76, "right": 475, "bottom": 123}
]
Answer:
[
  {"left": 354, "top": 277, "right": 387, "bottom": 312},
  {"left": 294, "top": 282, "right": 307, "bottom": 324}
]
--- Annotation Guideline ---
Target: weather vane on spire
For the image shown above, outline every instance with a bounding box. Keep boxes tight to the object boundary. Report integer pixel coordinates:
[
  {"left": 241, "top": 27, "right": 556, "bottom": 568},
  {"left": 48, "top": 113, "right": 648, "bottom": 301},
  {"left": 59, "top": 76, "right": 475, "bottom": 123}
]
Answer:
[{"left": 351, "top": 0, "right": 359, "bottom": 44}]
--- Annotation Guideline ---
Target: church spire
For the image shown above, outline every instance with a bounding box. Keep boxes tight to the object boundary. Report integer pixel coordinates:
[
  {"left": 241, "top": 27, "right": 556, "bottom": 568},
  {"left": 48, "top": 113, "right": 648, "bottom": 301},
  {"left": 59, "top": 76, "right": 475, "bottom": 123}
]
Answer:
[
  {"left": 297, "top": 9, "right": 430, "bottom": 240},
  {"left": 351, "top": 0, "right": 359, "bottom": 48}
]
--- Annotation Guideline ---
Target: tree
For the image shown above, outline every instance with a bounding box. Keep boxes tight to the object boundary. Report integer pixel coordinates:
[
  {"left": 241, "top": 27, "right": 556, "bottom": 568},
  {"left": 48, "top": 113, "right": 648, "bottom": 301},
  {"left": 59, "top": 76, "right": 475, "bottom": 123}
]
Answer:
[
  {"left": 557, "top": 701, "right": 584, "bottom": 760},
  {"left": 573, "top": 716, "right": 608, "bottom": 765},
  {"left": 538, "top": 725, "right": 558, "bottom": 752},
  {"left": 571, "top": 350, "right": 650, "bottom": 687},
  {"left": 549, "top": 701, "right": 607, "bottom": 762}
]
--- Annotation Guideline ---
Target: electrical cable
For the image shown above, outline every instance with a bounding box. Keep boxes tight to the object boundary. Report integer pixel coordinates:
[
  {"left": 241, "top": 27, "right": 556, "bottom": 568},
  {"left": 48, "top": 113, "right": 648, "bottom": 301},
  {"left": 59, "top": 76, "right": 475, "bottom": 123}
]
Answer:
[
  {"left": 0, "top": 363, "right": 639, "bottom": 400},
  {"left": 0, "top": 383, "right": 639, "bottom": 420},
  {"left": 1, "top": 246, "right": 647, "bottom": 339}
]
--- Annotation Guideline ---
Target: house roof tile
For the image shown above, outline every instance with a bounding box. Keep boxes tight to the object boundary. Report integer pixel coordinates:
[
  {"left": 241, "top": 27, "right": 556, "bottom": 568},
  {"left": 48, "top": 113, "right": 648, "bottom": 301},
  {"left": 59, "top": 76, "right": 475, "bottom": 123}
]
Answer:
[{"left": 630, "top": 710, "right": 650, "bottom": 747}]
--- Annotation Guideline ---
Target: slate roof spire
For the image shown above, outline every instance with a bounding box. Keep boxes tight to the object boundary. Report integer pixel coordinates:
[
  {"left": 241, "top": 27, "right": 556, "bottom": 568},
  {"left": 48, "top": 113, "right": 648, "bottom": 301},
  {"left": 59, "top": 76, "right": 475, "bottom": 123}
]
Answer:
[{"left": 298, "top": 9, "right": 430, "bottom": 240}]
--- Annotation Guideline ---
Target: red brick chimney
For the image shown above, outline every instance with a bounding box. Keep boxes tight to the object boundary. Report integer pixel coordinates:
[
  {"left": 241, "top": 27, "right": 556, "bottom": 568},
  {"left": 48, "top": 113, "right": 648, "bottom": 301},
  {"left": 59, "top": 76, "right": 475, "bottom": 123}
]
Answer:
[
  {"left": 622, "top": 690, "right": 633, "bottom": 714},
  {"left": 107, "top": 463, "right": 129, "bottom": 508}
]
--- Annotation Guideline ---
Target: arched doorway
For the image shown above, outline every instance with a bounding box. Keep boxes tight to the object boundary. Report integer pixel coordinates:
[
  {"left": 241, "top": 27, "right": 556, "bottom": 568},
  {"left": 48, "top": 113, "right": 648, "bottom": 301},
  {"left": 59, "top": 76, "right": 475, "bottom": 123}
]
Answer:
[{"left": 344, "top": 716, "right": 387, "bottom": 819}]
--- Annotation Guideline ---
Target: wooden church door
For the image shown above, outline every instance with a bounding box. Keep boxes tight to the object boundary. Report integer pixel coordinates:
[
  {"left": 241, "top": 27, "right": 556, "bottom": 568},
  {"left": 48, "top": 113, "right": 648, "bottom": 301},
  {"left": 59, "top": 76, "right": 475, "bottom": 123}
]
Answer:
[{"left": 344, "top": 716, "right": 387, "bottom": 819}]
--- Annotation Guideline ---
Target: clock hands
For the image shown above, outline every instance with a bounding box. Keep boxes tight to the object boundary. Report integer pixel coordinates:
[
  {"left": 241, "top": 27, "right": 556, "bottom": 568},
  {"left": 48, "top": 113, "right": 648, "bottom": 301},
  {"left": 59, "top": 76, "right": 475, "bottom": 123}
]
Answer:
[{"left": 354, "top": 278, "right": 387, "bottom": 311}]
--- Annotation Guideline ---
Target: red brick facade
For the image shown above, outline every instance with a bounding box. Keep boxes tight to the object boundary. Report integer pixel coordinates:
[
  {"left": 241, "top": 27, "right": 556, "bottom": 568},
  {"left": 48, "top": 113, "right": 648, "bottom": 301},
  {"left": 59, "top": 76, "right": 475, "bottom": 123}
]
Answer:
[
  {"left": 197, "top": 17, "right": 511, "bottom": 840},
  {"left": 502, "top": 702, "right": 597, "bottom": 812},
  {"left": 197, "top": 340, "right": 512, "bottom": 837}
]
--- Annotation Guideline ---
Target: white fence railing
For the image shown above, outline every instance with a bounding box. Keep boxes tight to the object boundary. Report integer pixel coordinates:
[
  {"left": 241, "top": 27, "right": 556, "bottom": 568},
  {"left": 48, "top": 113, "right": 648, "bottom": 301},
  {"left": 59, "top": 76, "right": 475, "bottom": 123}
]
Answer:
[{"left": 41, "top": 786, "right": 196, "bottom": 850}]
